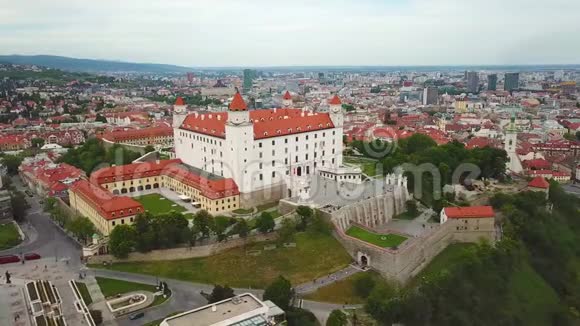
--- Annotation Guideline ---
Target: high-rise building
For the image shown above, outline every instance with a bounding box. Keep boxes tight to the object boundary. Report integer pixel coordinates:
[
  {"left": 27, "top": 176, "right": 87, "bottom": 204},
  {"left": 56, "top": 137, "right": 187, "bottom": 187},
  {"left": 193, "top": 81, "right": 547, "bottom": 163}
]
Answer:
[
  {"left": 487, "top": 74, "right": 497, "bottom": 91},
  {"left": 243, "top": 69, "right": 256, "bottom": 92},
  {"left": 504, "top": 73, "right": 520, "bottom": 91},
  {"left": 422, "top": 86, "right": 438, "bottom": 105},
  {"left": 467, "top": 71, "right": 479, "bottom": 93}
]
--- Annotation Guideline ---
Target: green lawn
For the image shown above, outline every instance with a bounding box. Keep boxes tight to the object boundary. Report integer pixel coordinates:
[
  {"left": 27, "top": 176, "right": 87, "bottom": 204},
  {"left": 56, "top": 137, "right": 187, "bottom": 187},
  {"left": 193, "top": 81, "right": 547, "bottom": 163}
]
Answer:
[
  {"left": 135, "top": 194, "right": 190, "bottom": 217},
  {"left": 410, "top": 243, "right": 475, "bottom": 286},
  {"left": 344, "top": 157, "right": 379, "bottom": 176},
  {"left": 256, "top": 201, "right": 279, "bottom": 212},
  {"left": 0, "top": 223, "right": 21, "bottom": 250},
  {"left": 96, "top": 277, "right": 158, "bottom": 298},
  {"left": 345, "top": 226, "right": 407, "bottom": 248},
  {"left": 508, "top": 263, "right": 562, "bottom": 326},
  {"left": 232, "top": 208, "right": 254, "bottom": 214},
  {"left": 303, "top": 271, "right": 390, "bottom": 304},
  {"left": 75, "top": 282, "right": 93, "bottom": 305},
  {"left": 93, "top": 231, "right": 352, "bottom": 289}
]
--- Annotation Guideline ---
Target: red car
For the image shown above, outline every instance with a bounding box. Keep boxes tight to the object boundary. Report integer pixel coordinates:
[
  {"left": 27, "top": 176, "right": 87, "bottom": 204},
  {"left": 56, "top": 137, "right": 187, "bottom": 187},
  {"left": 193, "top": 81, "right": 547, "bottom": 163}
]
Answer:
[
  {"left": 0, "top": 255, "right": 20, "bottom": 264},
  {"left": 24, "top": 253, "right": 41, "bottom": 261}
]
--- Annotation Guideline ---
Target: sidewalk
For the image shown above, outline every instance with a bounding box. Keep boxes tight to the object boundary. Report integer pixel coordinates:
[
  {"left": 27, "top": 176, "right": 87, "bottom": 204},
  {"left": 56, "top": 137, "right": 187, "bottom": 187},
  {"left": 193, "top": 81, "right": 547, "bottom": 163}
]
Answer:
[{"left": 294, "top": 265, "right": 362, "bottom": 294}]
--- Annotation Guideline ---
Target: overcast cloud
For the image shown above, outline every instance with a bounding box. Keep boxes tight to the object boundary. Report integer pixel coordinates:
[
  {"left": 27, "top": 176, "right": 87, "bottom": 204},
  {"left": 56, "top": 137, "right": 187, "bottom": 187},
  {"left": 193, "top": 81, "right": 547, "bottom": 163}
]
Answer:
[{"left": 1, "top": 0, "right": 579, "bottom": 67}]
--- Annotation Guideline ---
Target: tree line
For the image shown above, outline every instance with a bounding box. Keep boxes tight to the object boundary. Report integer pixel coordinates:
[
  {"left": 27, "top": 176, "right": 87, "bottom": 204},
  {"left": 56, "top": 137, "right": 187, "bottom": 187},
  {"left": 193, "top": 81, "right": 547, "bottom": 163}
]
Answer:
[
  {"left": 349, "top": 133, "right": 508, "bottom": 207},
  {"left": 58, "top": 138, "right": 142, "bottom": 175}
]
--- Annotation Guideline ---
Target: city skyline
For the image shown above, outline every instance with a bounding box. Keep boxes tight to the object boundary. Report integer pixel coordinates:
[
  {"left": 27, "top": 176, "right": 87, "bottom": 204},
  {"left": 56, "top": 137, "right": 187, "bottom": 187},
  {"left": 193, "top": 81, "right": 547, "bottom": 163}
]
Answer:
[{"left": 2, "top": 0, "right": 580, "bottom": 67}]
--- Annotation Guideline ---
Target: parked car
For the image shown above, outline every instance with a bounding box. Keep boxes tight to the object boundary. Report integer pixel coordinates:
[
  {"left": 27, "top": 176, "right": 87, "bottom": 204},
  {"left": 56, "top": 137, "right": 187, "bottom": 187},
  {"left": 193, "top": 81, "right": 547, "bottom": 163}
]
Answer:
[
  {"left": 24, "top": 253, "right": 41, "bottom": 261},
  {"left": 129, "top": 312, "right": 144, "bottom": 320},
  {"left": 24, "top": 190, "right": 33, "bottom": 197},
  {"left": 0, "top": 255, "right": 21, "bottom": 264}
]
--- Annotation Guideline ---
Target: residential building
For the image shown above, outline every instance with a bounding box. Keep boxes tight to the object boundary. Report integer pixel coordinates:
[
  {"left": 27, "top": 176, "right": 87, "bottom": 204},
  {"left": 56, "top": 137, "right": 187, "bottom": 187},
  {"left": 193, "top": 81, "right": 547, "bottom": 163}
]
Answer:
[
  {"left": 467, "top": 71, "right": 479, "bottom": 93},
  {"left": 422, "top": 86, "right": 438, "bottom": 105},
  {"left": 487, "top": 74, "right": 497, "bottom": 91},
  {"left": 504, "top": 73, "right": 520, "bottom": 91}
]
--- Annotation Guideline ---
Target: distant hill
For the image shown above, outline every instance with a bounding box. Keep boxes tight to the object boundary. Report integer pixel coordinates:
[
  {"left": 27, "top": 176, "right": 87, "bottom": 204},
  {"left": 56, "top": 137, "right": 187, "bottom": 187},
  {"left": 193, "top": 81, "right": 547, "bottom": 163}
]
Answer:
[{"left": 0, "top": 55, "right": 192, "bottom": 73}]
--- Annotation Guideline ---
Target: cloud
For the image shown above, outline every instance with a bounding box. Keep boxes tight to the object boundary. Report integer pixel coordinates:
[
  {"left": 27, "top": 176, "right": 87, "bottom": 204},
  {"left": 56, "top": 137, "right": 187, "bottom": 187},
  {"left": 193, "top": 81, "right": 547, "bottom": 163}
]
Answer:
[{"left": 0, "top": 0, "right": 579, "bottom": 66}]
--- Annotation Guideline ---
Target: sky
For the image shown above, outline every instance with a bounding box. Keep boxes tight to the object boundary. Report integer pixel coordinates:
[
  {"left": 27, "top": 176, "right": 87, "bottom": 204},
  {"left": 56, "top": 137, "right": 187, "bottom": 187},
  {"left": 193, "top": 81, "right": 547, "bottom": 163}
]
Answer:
[{"left": 1, "top": 0, "right": 580, "bottom": 67}]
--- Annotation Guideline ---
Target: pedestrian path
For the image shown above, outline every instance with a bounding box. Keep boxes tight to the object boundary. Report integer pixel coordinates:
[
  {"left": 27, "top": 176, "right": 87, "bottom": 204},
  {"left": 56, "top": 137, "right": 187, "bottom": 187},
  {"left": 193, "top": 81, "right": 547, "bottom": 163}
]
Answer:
[{"left": 294, "top": 265, "right": 362, "bottom": 294}]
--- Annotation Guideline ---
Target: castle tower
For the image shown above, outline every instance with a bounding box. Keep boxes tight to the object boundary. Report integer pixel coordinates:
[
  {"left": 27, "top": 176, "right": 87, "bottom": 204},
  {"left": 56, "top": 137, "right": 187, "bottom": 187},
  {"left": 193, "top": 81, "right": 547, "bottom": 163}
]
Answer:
[
  {"left": 328, "top": 94, "right": 344, "bottom": 128},
  {"left": 174, "top": 96, "right": 187, "bottom": 114},
  {"left": 172, "top": 97, "right": 187, "bottom": 128},
  {"left": 225, "top": 92, "right": 253, "bottom": 193},
  {"left": 282, "top": 91, "right": 293, "bottom": 107},
  {"left": 504, "top": 113, "right": 523, "bottom": 173}
]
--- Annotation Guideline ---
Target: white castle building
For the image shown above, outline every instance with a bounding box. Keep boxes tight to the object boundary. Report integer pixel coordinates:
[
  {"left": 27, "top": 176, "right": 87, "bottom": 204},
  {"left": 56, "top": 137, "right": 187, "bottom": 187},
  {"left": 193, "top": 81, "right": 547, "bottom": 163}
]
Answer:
[{"left": 174, "top": 92, "right": 351, "bottom": 206}]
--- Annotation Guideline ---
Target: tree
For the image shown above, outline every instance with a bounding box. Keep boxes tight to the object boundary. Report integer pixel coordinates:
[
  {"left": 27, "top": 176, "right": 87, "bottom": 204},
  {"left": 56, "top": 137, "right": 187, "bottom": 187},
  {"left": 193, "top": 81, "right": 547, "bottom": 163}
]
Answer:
[
  {"left": 286, "top": 308, "right": 318, "bottom": 326},
  {"left": 144, "top": 145, "right": 155, "bottom": 153},
  {"left": 354, "top": 273, "right": 376, "bottom": 298},
  {"left": 2, "top": 154, "right": 23, "bottom": 175},
  {"left": 255, "top": 212, "right": 275, "bottom": 233},
  {"left": 296, "top": 205, "right": 313, "bottom": 231},
  {"left": 263, "top": 276, "right": 293, "bottom": 310},
  {"left": 232, "top": 219, "right": 249, "bottom": 238},
  {"left": 89, "top": 310, "right": 103, "bottom": 325},
  {"left": 43, "top": 197, "right": 57, "bottom": 212},
  {"left": 108, "top": 225, "right": 136, "bottom": 258},
  {"left": 212, "top": 215, "right": 231, "bottom": 242},
  {"left": 10, "top": 191, "right": 28, "bottom": 222},
  {"left": 208, "top": 284, "right": 235, "bottom": 303},
  {"left": 67, "top": 217, "right": 96, "bottom": 244},
  {"left": 193, "top": 210, "right": 212, "bottom": 238},
  {"left": 95, "top": 114, "right": 107, "bottom": 123},
  {"left": 326, "top": 310, "right": 348, "bottom": 326},
  {"left": 31, "top": 138, "right": 45, "bottom": 148}
]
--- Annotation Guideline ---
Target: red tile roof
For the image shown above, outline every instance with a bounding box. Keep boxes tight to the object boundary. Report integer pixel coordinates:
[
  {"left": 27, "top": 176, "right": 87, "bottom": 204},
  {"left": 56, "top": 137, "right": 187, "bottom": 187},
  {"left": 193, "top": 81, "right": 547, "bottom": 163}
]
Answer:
[
  {"left": 91, "top": 159, "right": 239, "bottom": 199},
  {"left": 70, "top": 179, "right": 143, "bottom": 220},
  {"left": 283, "top": 91, "right": 292, "bottom": 100},
  {"left": 444, "top": 206, "right": 495, "bottom": 219},
  {"left": 329, "top": 95, "right": 342, "bottom": 105},
  {"left": 229, "top": 92, "right": 247, "bottom": 111},
  {"left": 175, "top": 97, "right": 185, "bottom": 106},
  {"left": 99, "top": 126, "right": 173, "bottom": 142},
  {"left": 522, "top": 159, "right": 551, "bottom": 170},
  {"left": 180, "top": 108, "right": 335, "bottom": 140},
  {"left": 528, "top": 176, "right": 550, "bottom": 189}
]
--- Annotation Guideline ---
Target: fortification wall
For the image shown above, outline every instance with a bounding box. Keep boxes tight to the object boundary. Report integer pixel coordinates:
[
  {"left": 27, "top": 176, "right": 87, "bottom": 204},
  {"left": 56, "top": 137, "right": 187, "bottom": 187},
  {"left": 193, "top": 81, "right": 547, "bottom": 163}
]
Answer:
[{"left": 87, "top": 233, "right": 277, "bottom": 264}]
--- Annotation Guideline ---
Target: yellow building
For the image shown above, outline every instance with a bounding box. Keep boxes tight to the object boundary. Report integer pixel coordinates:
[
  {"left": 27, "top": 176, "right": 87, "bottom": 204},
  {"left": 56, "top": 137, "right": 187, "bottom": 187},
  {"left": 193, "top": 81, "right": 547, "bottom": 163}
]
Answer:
[
  {"left": 90, "top": 159, "right": 241, "bottom": 215},
  {"left": 69, "top": 179, "right": 143, "bottom": 235}
]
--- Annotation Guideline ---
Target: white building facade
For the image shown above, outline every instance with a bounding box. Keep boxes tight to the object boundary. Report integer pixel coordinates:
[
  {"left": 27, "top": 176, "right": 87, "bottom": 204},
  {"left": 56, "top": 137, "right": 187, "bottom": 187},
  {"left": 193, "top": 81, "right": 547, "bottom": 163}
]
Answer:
[{"left": 174, "top": 93, "right": 345, "bottom": 204}]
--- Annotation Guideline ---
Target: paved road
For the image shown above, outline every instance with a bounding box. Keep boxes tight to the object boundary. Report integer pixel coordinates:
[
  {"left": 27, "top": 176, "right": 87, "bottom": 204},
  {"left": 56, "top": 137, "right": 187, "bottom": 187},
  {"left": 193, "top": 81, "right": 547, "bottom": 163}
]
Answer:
[{"left": 0, "top": 176, "right": 82, "bottom": 267}]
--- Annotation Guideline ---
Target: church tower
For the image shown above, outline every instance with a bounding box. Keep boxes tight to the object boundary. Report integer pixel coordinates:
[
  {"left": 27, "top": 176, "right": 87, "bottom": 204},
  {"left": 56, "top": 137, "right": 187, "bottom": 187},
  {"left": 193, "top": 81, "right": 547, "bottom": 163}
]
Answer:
[
  {"left": 504, "top": 113, "right": 522, "bottom": 173},
  {"left": 328, "top": 94, "right": 344, "bottom": 128},
  {"left": 282, "top": 91, "right": 293, "bottom": 107}
]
